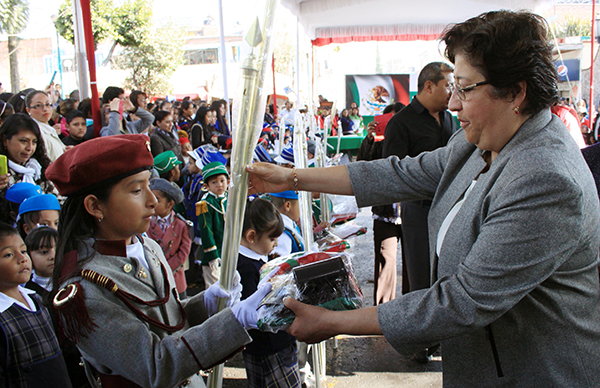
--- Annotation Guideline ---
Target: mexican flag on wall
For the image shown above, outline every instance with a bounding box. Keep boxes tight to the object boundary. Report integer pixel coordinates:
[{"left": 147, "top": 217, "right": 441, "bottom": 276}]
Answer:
[{"left": 346, "top": 74, "right": 410, "bottom": 116}]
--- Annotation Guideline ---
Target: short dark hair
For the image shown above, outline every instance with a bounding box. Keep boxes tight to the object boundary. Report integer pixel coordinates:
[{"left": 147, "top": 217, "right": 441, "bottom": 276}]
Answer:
[
  {"left": 78, "top": 98, "right": 93, "bottom": 118},
  {"left": 383, "top": 102, "right": 406, "bottom": 114},
  {"left": 441, "top": 10, "right": 558, "bottom": 115},
  {"left": 58, "top": 98, "right": 78, "bottom": 116},
  {"left": 243, "top": 198, "right": 284, "bottom": 239},
  {"left": 417, "top": 62, "right": 454, "bottom": 93},
  {"left": 130, "top": 90, "right": 147, "bottom": 108},
  {"left": 102, "top": 86, "right": 124, "bottom": 104},
  {"left": 65, "top": 110, "right": 86, "bottom": 125},
  {"left": 25, "top": 226, "right": 57, "bottom": 253},
  {"left": 270, "top": 195, "right": 298, "bottom": 210},
  {"left": 0, "top": 222, "right": 19, "bottom": 241},
  {"left": 153, "top": 110, "right": 172, "bottom": 126}
]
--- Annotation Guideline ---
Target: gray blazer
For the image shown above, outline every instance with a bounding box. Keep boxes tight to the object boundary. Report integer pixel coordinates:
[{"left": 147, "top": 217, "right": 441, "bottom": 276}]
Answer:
[
  {"left": 348, "top": 109, "right": 600, "bottom": 387},
  {"left": 66, "top": 237, "right": 251, "bottom": 388}
]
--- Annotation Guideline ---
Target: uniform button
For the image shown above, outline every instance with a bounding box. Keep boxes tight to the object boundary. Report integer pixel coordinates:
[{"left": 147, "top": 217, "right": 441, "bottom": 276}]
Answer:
[{"left": 123, "top": 264, "right": 133, "bottom": 273}]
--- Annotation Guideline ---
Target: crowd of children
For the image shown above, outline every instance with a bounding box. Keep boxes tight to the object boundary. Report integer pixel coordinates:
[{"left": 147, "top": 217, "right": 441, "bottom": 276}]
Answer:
[{"left": 0, "top": 85, "right": 329, "bottom": 387}]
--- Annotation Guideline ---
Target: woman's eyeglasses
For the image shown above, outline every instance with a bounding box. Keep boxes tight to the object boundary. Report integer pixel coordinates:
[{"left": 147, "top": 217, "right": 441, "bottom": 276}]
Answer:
[
  {"left": 29, "top": 103, "right": 52, "bottom": 110},
  {"left": 448, "top": 81, "right": 489, "bottom": 101}
]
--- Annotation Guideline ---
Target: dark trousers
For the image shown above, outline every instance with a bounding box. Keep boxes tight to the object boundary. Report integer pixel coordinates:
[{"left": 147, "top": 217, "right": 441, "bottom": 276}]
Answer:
[
  {"left": 373, "top": 219, "right": 402, "bottom": 305},
  {"left": 400, "top": 201, "right": 431, "bottom": 293}
]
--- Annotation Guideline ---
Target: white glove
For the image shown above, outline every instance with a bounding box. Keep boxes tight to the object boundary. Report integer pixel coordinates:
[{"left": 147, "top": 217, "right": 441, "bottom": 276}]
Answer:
[
  {"left": 232, "top": 283, "right": 272, "bottom": 330},
  {"left": 203, "top": 271, "right": 242, "bottom": 316}
]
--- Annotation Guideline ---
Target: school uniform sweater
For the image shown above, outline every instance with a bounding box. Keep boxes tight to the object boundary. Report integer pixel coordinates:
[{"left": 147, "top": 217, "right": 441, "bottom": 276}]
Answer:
[{"left": 0, "top": 287, "right": 71, "bottom": 388}]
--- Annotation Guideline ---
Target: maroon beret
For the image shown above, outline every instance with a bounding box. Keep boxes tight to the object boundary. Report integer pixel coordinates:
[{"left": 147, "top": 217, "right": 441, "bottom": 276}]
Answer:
[{"left": 46, "top": 134, "right": 154, "bottom": 196}]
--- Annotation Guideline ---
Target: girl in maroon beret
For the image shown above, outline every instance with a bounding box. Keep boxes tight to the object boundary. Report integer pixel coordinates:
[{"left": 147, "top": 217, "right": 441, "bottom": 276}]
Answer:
[{"left": 45, "top": 134, "right": 272, "bottom": 388}]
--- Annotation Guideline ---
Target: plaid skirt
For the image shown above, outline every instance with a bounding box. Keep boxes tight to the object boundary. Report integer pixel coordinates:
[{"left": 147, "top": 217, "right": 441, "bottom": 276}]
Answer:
[{"left": 243, "top": 343, "right": 300, "bottom": 388}]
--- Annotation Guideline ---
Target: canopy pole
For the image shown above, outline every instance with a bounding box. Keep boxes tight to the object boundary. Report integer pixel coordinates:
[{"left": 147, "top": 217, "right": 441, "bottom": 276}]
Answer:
[
  {"left": 72, "top": 0, "right": 90, "bottom": 99},
  {"left": 218, "top": 0, "right": 229, "bottom": 112},
  {"left": 272, "top": 53, "right": 278, "bottom": 117},
  {"left": 296, "top": 16, "right": 301, "bottom": 106}
]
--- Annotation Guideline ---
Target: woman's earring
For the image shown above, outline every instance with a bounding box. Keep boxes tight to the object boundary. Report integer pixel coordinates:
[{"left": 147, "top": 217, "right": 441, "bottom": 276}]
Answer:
[
  {"left": 98, "top": 216, "right": 103, "bottom": 223},
  {"left": 514, "top": 106, "right": 520, "bottom": 114}
]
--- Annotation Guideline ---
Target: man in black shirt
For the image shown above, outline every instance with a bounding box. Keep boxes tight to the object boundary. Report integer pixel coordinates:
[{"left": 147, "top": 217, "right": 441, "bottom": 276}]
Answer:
[{"left": 382, "top": 62, "right": 456, "bottom": 361}]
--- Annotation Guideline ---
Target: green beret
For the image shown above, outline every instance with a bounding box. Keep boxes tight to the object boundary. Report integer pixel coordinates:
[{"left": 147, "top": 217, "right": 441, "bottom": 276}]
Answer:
[
  {"left": 202, "top": 161, "right": 228, "bottom": 181},
  {"left": 154, "top": 150, "right": 182, "bottom": 174}
]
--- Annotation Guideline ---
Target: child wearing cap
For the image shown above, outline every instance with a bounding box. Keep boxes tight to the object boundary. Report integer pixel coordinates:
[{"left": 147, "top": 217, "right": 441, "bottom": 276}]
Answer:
[
  {"left": 269, "top": 191, "right": 305, "bottom": 257},
  {"left": 2, "top": 182, "right": 42, "bottom": 225},
  {"left": 196, "top": 161, "right": 229, "bottom": 288},
  {"left": 17, "top": 193, "right": 61, "bottom": 238},
  {"left": 274, "top": 145, "right": 295, "bottom": 168},
  {"left": 44, "top": 134, "right": 271, "bottom": 388},
  {"left": 154, "top": 150, "right": 182, "bottom": 183},
  {"left": 147, "top": 178, "right": 192, "bottom": 300}
]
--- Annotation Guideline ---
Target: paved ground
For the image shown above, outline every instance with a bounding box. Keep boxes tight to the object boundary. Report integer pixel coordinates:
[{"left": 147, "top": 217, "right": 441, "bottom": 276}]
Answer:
[{"left": 215, "top": 206, "right": 443, "bottom": 387}]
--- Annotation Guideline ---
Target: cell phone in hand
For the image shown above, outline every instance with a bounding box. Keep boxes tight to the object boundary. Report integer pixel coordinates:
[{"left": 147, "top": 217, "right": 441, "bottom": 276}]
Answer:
[{"left": 0, "top": 155, "right": 7, "bottom": 176}]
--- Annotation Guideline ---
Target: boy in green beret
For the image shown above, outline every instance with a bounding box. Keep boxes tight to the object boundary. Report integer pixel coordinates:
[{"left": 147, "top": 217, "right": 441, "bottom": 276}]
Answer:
[
  {"left": 153, "top": 150, "right": 182, "bottom": 183},
  {"left": 196, "top": 161, "right": 229, "bottom": 288}
]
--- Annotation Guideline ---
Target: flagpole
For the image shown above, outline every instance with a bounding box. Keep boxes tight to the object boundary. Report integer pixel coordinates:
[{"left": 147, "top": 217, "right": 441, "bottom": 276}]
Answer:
[{"left": 206, "top": 1, "right": 278, "bottom": 387}]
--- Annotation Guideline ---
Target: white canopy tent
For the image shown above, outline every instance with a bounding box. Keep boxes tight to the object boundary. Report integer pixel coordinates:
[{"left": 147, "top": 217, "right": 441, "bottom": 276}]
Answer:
[{"left": 281, "top": 0, "right": 555, "bottom": 46}]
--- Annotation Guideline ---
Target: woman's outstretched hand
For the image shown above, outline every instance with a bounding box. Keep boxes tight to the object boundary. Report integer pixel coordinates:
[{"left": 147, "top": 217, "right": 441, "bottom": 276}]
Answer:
[
  {"left": 246, "top": 162, "right": 292, "bottom": 195},
  {"left": 284, "top": 298, "right": 337, "bottom": 343}
]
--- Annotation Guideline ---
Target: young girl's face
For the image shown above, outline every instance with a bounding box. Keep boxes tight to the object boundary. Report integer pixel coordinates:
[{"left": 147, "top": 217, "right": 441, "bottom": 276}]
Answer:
[
  {"left": 169, "top": 165, "right": 181, "bottom": 183},
  {"left": 187, "top": 159, "right": 201, "bottom": 175},
  {"left": 0, "top": 234, "right": 31, "bottom": 290},
  {"left": 250, "top": 230, "right": 279, "bottom": 256},
  {"left": 30, "top": 240, "right": 55, "bottom": 278},
  {"left": 23, "top": 210, "right": 60, "bottom": 235},
  {"left": 152, "top": 190, "right": 173, "bottom": 218},
  {"left": 181, "top": 142, "right": 193, "bottom": 156},
  {"left": 95, "top": 170, "right": 157, "bottom": 243}
]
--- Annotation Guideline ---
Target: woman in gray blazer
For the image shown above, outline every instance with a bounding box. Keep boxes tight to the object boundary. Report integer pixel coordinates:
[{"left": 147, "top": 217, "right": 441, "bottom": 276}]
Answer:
[{"left": 247, "top": 10, "right": 600, "bottom": 387}]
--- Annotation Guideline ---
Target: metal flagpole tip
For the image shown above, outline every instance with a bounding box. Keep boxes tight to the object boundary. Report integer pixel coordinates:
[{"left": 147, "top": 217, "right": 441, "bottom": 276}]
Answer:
[{"left": 245, "top": 18, "right": 264, "bottom": 48}]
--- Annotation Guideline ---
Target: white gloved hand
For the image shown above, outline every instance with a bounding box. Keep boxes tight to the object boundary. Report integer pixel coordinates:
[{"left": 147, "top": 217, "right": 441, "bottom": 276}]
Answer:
[
  {"left": 232, "top": 283, "right": 272, "bottom": 330},
  {"left": 204, "top": 282, "right": 229, "bottom": 316},
  {"left": 203, "top": 271, "right": 243, "bottom": 315}
]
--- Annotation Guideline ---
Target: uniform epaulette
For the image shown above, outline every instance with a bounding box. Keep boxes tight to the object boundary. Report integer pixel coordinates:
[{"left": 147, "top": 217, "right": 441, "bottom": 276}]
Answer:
[
  {"left": 176, "top": 213, "right": 194, "bottom": 228},
  {"left": 196, "top": 200, "right": 208, "bottom": 215}
]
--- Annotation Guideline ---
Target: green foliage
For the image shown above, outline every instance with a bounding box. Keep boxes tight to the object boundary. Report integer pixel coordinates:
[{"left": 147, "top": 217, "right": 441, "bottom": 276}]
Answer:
[
  {"left": 551, "top": 16, "right": 591, "bottom": 39},
  {"left": 113, "top": 24, "right": 185, "bottom": 95},
  {"left": 54, "top": 0, "right": 150, "bottom": 48},
  {"left": 0, "top": 0, "right": 29, "bottom": 34},
  {"left": 111, "top": 0, "right": 151, "bottom": 47}
]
